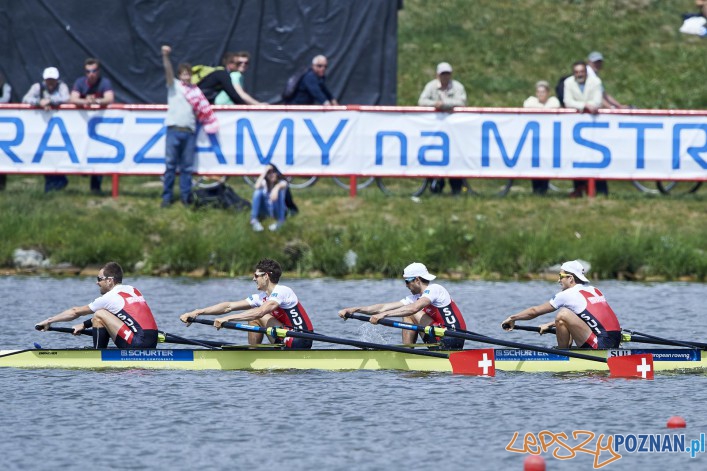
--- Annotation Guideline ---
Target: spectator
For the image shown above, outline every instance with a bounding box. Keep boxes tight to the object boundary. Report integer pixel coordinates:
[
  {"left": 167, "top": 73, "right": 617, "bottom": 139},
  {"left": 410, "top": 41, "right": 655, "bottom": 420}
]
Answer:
[
  {"left": 70, "top": 58, "right": 115, "bottom": 194},
  {"left": 250, "top": 164, "right": 289, "bottom": 232},
  {"left": 523, "top": 80, "right": 561, "bottom": 195},
  {"left": 0, "top": 71, "right": 11, "bottom": 103},
  {"left": 0, "top": 71, "right": 10, "bottom": 190},
  {"left": 284, "top": 55, "right": 339, "bottom": 105},
  {"left": 586, "top": 51, "right": 629, "bottom": 109},
  {"left": 23, "top": 67, "right": 71, "bottom": 193},
  {"left": 160, "top": 45, "right": 215, "bottom": 208},
  {"left": 680, "top": 0, "right": 707, "bottom": 37},
  {"left": 193, "top": 54, "right": 247, "bottom": 105},
  {"left": 418, "top": 62, "right": 467, "bottom": 111},
  {"left": 563, "top": 62, "right": 608, "bottom": 197},
  {"left": 214, "top": 52, "right": 262, "bottom": 105},
  {"left": 418, "top": 62, "right": 468, "bottom": 195}
]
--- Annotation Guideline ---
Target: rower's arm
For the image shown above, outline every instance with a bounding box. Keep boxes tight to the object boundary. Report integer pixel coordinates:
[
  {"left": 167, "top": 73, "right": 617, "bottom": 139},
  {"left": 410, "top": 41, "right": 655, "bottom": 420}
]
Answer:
[
  {"left": 215, "top": 300, "right": 279, "bottom": 325},
  {"left": 338, "top": 301, "right": 404, "bottom": 318},
  {"left": 180, "top": 300, "right": 251, "bottom": 324},
  {"left": 502, "top": 302, "right": 555, "bottom": 330},
  {"left": 374, "top": 297, "right": 431, "bottom": 320},
  {"left": 37, "top": 305, "right": 93, "bottom": 329}
]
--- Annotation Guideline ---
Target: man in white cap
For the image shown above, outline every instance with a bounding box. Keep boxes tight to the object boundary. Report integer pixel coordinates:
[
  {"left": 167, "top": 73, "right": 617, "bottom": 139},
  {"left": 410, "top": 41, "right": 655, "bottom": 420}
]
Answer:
[
  {"left": 418, "top": 62, "right": 467, "bottom": 111},
  {"left": 22, "top": 67, "right": 70, "bottom": 111},
  {"left": 586, "top": 51, "right": 628, "bottom": 110},
  {"left": 501, "top": 260, "right": 621, "bottom": 349},
  {"left": 338, "top": 262, "right": 468, "bottom": 350}
]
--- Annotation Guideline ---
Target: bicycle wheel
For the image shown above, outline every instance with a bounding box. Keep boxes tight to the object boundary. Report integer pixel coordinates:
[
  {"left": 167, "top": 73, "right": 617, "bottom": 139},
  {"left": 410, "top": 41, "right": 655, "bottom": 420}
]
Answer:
[
  {"left": 548, "top": 180, "right": 575, "bottom": 194},
  {"left": 656, "top": 181, "right": 702, "bottom": 195},
  {"left": 332, "top": 176, "right": 376, "bottom": 190},
  {"left": 375, "top": 177, "right": 428, "bottom": 197},
  {"left": 465, "top": 178, "right": 514, "bottom": 197},
  {"left": 193, "top": 176, "right": 228, "bottom": 189},
  {"left": 243, "top": 175, "right": 318, "bottom": 189},
  {"left": 631, "top": 180, "right": 660, "bottom": 194}
]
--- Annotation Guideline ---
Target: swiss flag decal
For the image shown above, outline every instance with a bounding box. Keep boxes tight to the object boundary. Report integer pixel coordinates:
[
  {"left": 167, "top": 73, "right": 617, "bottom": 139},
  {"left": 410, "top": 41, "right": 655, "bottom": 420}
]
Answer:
[
  {"left": 608, "top": 353, "right": 654, "bottom": 379},
  {"left": 449, "top": 349, "right": 495, "bottom": 376}
]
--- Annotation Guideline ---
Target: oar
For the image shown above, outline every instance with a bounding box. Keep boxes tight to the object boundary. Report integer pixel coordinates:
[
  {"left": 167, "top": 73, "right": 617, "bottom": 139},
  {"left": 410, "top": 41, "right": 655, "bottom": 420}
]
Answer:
[
  {"left": 343, "top": 314, "right": 654, "bottom": 379},
  {"left": 511, "top": 324, "right": 707, "bottom": 350},
  {"left": 35, "top": 325, "right": 225, "bottom": 349},
  {"left": 187, "top": 317, "right": 495, "bottom": 376}
]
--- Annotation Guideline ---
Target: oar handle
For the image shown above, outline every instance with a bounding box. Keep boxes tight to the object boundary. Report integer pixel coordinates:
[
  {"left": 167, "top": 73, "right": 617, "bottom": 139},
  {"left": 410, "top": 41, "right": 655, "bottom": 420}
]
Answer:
[
  {"left": 509, "top": 325, "right": 557, "bottom": 334},
  {"left": 346, "top": 313, "right": 424, "bottom": 331},
  {"left": 35, "top": 325, "right": 93, "bottom": 336}
]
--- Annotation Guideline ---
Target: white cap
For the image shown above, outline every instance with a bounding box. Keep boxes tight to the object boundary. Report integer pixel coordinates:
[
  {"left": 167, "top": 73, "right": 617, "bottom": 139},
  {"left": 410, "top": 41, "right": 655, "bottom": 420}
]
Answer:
[
  {"left": 436, "top": 62, "right": 453, "bottom": 74},
  {"left": 587, "top": 51, "right": 603, "bottom": 63},
  {"left": 560, "top": 260, "right": 589, "bottom": 282},
  {"left": 403, "top": 262, "right": 436, "bottom": 281},
  {"left": 43, "top": 67, "right": 60, "bottom": 80}
]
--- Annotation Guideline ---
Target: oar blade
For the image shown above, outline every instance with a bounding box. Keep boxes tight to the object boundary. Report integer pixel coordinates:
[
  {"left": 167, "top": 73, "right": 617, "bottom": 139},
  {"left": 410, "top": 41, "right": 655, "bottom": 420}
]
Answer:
[
  {"left": 608, "top": 353, "right": 654, "bottom": 379},
  {"left": 449, "top": 349, "right": 495, "bottom": 376}
]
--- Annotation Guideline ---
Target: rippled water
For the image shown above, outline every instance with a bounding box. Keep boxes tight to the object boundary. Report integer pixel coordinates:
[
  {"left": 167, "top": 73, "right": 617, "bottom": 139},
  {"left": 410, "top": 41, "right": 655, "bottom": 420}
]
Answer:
[{"left": 1, "top": 275, "right": 705, "bottom": 470}]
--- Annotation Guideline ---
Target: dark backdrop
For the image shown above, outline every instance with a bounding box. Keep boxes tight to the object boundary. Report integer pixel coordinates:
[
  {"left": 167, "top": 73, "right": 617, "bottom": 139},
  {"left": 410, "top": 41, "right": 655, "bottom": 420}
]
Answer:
[{"left": 0, "top": 0, "right": 400, "bottom": 105}]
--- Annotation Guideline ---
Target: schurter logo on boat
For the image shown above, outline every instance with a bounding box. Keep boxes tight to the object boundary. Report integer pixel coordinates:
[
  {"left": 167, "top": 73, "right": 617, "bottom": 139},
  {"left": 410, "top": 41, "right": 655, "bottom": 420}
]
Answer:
[{"left": 101, "top": 350, "right": 194, "bottom": 362}]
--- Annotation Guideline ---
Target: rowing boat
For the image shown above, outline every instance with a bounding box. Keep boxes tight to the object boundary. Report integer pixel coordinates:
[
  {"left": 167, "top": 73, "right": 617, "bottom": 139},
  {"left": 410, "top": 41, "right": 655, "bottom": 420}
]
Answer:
[{"left": 1, "top": 347, "right": 704, "bottom": 373}]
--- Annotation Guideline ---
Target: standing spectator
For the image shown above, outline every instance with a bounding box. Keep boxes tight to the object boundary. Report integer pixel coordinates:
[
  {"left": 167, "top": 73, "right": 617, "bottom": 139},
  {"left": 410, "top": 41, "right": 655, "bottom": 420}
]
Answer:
[
  {"left": 586, "top": 51, "right": 629, "bottom": 109},
  {"left": 70, "top": 58, "right": 115, "bottom": 194},
  {"left": 23, "top": 67, "right": 71, "bottom": 193},
  {"left": 563, "top": 62, "right": 608, "bottom": 197},
  {"left": 680, "top": 0, "right": 707, "bottom": 37},
  {"left": 214, "top": 52, "right": 262, "bottom": 105},
  {"left": 0, "top": 71, "right": 11, "bottom": 103},
  {"left": 523, "top": 80, "right": 561, "bottom": 195},
  {"left": 418, "top": 62, "right": 468, "bottom": 194},
  {"left": 160, "top": 45, "right": 200, "bottom": 208},
  {"left": 0, "top": 71, "right": 10, "bottom": 190},
  {"left": 284, "top": 55, "right": 339, "bottom": 105},
  {"left": 250, "top": 164, "right": 290, "bottom": 232}
]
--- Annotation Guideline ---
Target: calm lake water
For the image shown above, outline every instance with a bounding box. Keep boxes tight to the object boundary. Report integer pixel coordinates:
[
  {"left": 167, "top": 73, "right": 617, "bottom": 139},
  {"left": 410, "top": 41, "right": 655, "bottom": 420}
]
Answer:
[{"left": 1, "top": 275, "right": 705, "bottom": 470}]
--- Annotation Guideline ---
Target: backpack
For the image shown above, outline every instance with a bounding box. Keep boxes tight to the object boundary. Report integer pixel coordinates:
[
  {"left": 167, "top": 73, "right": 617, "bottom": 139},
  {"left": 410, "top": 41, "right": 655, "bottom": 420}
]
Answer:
[
  {"left": 190, "top": 65, "right": 224, "bottom": 85},
  {"left": 555, "top": 74, "right": 571, "bottom": 107},
  {"left": 281, "top": 67, "right": 309, "bottom": 102},
  {"left": 192, "top": 183, "right": 251, "bottom": 212}
]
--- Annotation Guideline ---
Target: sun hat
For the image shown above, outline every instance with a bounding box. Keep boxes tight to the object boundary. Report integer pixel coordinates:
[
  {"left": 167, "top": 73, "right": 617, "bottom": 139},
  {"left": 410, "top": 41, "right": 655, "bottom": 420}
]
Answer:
[
  {"left": 403, "top": 262, "right": 436, "bottom": 281},
  {"left": 436, "top": 62, "right": 453, "bottom": 74},
  {"left": 560, "top": 260, "right": 589, "bottom": 282},
  {"left": 43, "top": 67, "right": 60, "bottom": 80}
]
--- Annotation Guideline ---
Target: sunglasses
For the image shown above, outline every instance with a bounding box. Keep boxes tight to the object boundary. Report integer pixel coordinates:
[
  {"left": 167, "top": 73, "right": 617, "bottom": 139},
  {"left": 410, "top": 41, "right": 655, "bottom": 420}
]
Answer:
[
  {"left": 97, "top": 275, "right": 113, "bottom": 282},
  {"left": 558, "top": 274, "right": 573, "bottom": 280},
  {"left": 85, "top": 68, "right": 99, "bottom": 74},
  {"left": 236, "top": 61, "right": 249, "bottom": 66},
  {"left": 254, "top": 272, "right": 267, "bottom": 278},
  {"left": 404, "top": 277, "right": 416, "bottom": 283}
]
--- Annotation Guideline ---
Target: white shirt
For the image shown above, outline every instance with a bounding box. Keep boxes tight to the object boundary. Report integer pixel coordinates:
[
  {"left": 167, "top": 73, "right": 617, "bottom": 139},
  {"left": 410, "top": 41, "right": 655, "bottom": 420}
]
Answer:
[
  {"left": 400, "top": 283, "right": 452, "bottom": 308},
  {"left": 549, "top": 284, "right": 603, "bottom": 314},
  {"left": 165, "top": 80, "right": 196, "bottom": 130},
  {"left": 88, "top": 285, "right": 144, "bottom": 314},
  {"left": 247, "top": 284, "right": 298, "bottom": 309}
]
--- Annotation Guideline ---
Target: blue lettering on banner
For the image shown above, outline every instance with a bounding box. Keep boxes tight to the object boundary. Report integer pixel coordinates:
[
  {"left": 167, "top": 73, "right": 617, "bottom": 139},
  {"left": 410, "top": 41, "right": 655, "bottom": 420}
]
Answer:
[
  {"left": 553, "top": 121, "right": 562, "bottom": 168},
  {"left": 237, "top": 118, "right": 294, "bottom": 165},
  {"left": 375, "top": 131, "right": 407, "bottom": 166},
  {"left": 32, "top": 117, "right": 79, "bottom": 164},
  {"left": 618, "top": 122, "right": 663, "bottom": 169},
  {"left": 87, "top": 117, "right": 125, "bottom": 164},
  {"left": 494, "top": 349, "right": 569, "bottom": 361},
  {"left": 418, "top": 131, "right": 449, "bottom": 166},
  {"left": 133, "top": 117, "right": 166, "bottom": 164},
  {"left": 304, "top": 118, "right": 348, "bottom": 166},
  {"left": 572, "top": 122, "right": 610, "bottom": 168},
  {"left": 482, "top": 121, "right": 540, "bottom": 167},
  {"left": 195, "top": 130, "right": 226, "bottom": 164},
  {"left": 0, "top": 117, "right": 25, "bottom": 163},
  {"left": 672, "top": 124, "right": 707, "bottom": 169},
  {"left": 101, "top": 349, "right": 194, "bottom": 362}
]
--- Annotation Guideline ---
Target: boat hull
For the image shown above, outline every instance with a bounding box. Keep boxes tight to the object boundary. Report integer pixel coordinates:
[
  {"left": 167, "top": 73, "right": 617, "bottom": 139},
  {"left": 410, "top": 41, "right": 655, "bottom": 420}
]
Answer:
[{"left": 1, "top": 347, "right": 704, "bottom": 373}]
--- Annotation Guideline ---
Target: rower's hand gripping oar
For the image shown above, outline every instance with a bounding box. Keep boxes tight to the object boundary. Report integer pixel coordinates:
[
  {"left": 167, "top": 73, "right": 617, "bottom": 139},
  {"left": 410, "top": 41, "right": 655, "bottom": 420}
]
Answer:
[
  {"left": 35, "top": 325, "right": 224, "bottom": 349},
  {"left": 344, "top": 314, "right": 654, "bottom": 379},
  {"left": 187, "top": 317, "right": 495, "bottom": 376}
]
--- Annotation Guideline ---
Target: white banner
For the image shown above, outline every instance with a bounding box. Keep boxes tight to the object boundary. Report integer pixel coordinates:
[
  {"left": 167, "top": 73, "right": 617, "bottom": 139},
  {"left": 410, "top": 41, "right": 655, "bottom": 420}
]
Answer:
[{"left": 1, "top": 108, "right": 705, "bottom": 179}]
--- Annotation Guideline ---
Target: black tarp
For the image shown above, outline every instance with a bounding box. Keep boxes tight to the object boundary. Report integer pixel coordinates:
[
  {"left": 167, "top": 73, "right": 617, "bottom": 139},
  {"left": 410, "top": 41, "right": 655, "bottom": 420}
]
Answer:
[{"left": 0, "top": 0, "right": 400, "bottom": 105}]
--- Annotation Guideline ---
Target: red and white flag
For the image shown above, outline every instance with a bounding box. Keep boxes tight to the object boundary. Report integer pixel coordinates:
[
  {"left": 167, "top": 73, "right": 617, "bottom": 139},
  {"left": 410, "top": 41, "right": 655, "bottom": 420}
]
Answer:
[
  {"left": 449, "top": 349, "right": 496, "bottom": 376},
  {"left": 608, "top": 353, "right": 654, "bottom": 379}
]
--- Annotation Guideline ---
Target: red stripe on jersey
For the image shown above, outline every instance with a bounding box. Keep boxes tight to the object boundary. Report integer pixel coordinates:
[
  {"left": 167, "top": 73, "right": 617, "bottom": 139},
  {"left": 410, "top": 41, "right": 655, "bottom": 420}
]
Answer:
[
  {"left": 117, "top": 324, "right": 134, "bottom": 344},
  {"left": 423, "top": 301, "right": 467, "bottom": 330},
  {"left": 271, "top": 302, "right": 314, "bottom": 331},
  {"left": 579, "top": 288, "right": 620, "bottom": 333},
  {"left": 118, "top": 291, "right": 158, "bottom": 330}
]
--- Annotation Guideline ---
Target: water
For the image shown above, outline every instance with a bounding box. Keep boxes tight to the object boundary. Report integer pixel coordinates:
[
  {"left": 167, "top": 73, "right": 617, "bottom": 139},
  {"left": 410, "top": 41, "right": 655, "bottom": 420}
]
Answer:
[{"left": 1, "top": 275, "right": 706, "bottom": 470}]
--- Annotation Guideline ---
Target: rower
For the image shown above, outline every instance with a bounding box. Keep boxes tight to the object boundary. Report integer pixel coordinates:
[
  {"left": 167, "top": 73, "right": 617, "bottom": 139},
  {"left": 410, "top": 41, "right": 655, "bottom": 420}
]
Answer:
[
  {"left": 180, "top": 258, "right": 314, "bottom": 348},
  {"left": 501, "top": 260, "right": 621, "bottom": 349},
  {"left": 338, "top": 262, "right": 467, "bottom": 350},
  {"left": 36, "top": 262, "right": 159, "bottom": 349}
]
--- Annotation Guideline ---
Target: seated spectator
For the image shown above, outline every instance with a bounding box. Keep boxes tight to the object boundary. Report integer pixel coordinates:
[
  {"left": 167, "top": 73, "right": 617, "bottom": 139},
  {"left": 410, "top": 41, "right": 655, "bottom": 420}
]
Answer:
[
  {"left": 418, "top": 62, "right": 467, "bottom": 194},
  {"left": 215, "top": 52, "right": 262, "bottom": 105},
  {"left": 680, "top": 0, "right": 707, "bottom": 36},
  {"left": 523, "top": 80, "right": 560, "bottom": 195},
  {"left": 70, "top": 58, "right": 115, "bottom": 194},
  {"left": 250, "top": 164, "right": 290, "bottom": 232},
  {"left": 0, "top": 71, "right": 11, "bottom": 103},
  {"left": 563, "top": 61, "right": 608, "bottom": 197},
  {"left": 23, "top": 67, "right": 71, "bottom": 193},
  {"left": 586, "top": 51, "right": 629, "bottom": 109},
  {"left": 284, "top": 55, "right": 339, "bottom": 105}
]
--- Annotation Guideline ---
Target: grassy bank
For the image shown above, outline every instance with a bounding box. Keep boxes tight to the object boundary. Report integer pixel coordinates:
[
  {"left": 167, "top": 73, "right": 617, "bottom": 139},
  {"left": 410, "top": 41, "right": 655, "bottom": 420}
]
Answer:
[{"left": 1, "top": 176, "right": 705, "bottom": 281}]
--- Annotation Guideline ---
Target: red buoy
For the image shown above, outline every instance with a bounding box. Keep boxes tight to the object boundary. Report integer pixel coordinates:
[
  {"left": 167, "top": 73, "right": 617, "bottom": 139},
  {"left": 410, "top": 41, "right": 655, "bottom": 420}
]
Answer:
[
  {"left": 524, "top": 455, "right": 546, "bottom": 471},
  {"left": 667, "top": 416, "right": 686, "bottom": 428}
]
